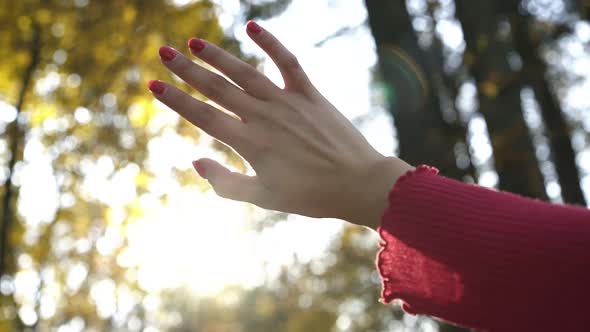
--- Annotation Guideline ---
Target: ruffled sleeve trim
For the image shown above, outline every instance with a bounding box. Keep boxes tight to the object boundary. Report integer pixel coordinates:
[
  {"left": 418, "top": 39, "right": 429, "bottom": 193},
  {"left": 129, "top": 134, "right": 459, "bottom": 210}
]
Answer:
[{"left": 376, "top": 164, "right": 439, "bottom": 308}]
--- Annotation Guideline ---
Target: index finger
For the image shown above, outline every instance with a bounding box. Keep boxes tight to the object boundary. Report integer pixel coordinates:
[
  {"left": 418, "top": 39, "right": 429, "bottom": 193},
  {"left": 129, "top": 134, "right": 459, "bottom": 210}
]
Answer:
[{"left": 188, "top": 37, "right": 282, "bottom": 101}]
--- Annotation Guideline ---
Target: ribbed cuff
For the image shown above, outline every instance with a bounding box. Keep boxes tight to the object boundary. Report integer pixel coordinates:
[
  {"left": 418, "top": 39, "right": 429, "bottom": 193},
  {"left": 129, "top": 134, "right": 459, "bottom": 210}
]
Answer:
[
  {"left": 375, "top": 164, "right": 590, "bottom": 331},
  {"left": 376, "top": 165, "right": 444, "bottom": 311}
]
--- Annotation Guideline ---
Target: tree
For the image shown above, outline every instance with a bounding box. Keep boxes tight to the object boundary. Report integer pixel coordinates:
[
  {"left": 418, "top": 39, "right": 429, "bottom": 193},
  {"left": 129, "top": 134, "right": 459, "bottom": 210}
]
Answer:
[
  {"left": 454, "top": 0, "right": 548, "bottom": 199},
  {"left": 0, "top": 1, "right": 249, "bottom": 330},
  {"left": 510, "top": 6, "right": 586, "bottom": 205},
  {"left": 2, "top": 1, "right": 588, "bottom": 331},
  {"left": 364, "top": 0, "right": 474, "bottom": 182},
  {"left": 363, "top": 0, "right": 589, "bottom": 329}
]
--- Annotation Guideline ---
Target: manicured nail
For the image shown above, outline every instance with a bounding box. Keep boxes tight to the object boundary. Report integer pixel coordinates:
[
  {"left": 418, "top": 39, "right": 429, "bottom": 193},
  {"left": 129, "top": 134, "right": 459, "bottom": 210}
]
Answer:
[
  {"left": 192, "top": 160, "right": 206, "bottom": 178},
  {"left": 147, "top": 80, "right": 166, "bottom": 95},
  {"left": 247, "top": 21, "right": 262, "bottom": 35},
  {"left": 159, "top": 46, "right": 177, "bottom": 61},
  {"left": 188, "top": 38, "right": 206, "bottom": 53}
]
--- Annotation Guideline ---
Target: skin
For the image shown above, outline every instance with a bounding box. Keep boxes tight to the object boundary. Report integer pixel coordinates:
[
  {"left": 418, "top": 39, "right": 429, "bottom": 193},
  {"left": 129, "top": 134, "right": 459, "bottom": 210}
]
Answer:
[{"left": 149, "top": 22, "right": 414, "bottom": 230}]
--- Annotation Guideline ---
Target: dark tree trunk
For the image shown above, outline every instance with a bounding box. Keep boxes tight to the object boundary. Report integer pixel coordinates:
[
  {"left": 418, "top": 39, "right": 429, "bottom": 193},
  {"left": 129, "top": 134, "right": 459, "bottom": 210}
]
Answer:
[
  {"left": 511, "top": 12, "right": 587, "bottom": 206},
  {"left": 364, "top": 0, "right": 469, "bottom": 181},
  {"left": 0, "top": 23, "right": 41, "bottom": 277},
  {"left": 575, "top": 0, "right": 590, "bottom": 20},
  {"left": 364, "top": 1, "right": 470, "bottom": 330},
  {"left": 455, "top": 0, "right": 548, "bottom": 200},
  {"left": 428, "top": 19, "right": 477, "bottom": 183}
]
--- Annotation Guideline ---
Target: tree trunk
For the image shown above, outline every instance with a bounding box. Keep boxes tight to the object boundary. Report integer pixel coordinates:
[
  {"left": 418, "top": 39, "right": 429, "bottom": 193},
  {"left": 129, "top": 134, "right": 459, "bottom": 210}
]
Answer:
[
  {"left": 455, "top": 0, "right": 548, "bottom": 200},
  {"left": 0, "top": 23, "right": 41, "bottom": 277},
  {"left": 364, "top": 0, "right": 469, "bottom": 181},
  {"left": 511, "top": 12, "right": 587, "bottom": 206},
  {"left": 364, "top": 1, "right": 470, "bottom": 330}
]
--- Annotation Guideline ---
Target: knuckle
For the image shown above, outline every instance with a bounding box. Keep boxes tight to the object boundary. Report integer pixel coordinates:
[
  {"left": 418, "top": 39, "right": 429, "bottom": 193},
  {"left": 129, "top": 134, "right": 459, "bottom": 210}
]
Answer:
[
  {"left": 282, "top": 54, "right": 300, "bottom": 70},
  {"left": 225, "top": 131, "right": 249, "bottom": 155},
  {"left": 202, "top": 74, "right": 226, "bottom": 98},
  {"left": 235, "top": 65, "right": 257, "bottom": 80},
  {"left": 175, "top": 57, "right": 193, "bottom": 73},
  {"left": 236, "top": 68, "right": 260, "bottom": 87},
  {"left": 246, "top": 189, "right": 264, "bottom": 206},
  {"left": 214, "top": 187, "right": 232, "bottom": 199},
  {"left": 193, "top": 106, "right": 215, "bottom": 131},
  {"left": 266, "top": 37, "right": 282, "bottom": 53},
  {"left": 239, "top": 135, "right": 270, "bottom": 168},
  {"left": 252, "top": 136, "right": 274, "bottom": 159},
  {"left": 239, "top": 140, "right": 267, "bottom": 165},
  {"left": 211, "top": 180, "right": 232, "bottom": 199}
]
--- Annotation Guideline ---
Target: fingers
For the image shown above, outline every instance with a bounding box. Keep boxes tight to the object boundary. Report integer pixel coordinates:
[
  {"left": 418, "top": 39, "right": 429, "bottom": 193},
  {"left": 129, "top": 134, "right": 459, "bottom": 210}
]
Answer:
[
  {"left": 148, "top": 80, "right": 248, "bottom": 151},
  {"left": 158, "top": 46, "right": 258, "bottom": 117},
  {"left": 192, "top": 158, "right": 269, "bottom": 205},
  {"left": 187, "top": 38, "right": 282, "bottom": 101},
  {"left": 245, "top": 21, "right": 316, "bottom": 96}
]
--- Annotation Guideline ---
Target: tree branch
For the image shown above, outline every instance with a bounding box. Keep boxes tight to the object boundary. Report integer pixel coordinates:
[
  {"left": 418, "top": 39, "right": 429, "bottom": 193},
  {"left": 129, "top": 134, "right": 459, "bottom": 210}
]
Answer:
[{"left": 0, "top": 22, "right": 41, "bottom": 277}]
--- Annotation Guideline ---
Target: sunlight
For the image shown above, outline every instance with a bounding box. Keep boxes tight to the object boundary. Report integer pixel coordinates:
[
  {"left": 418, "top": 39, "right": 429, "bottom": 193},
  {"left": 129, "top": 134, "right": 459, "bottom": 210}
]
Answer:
[
  {"left": 122, "top": 185, "right": 344, "bottom": 296},
  {"left": 0, "top": 99, "right": 17, "bottom": 123},
  {"left": 124, "top": 188, "right": 263, "bottom": 296},
  {"left": 109, "top": 0, "right": 372, "bottom": 299},
  {"left": 170, "top": 0, "right": 197, "bottom": 7}
]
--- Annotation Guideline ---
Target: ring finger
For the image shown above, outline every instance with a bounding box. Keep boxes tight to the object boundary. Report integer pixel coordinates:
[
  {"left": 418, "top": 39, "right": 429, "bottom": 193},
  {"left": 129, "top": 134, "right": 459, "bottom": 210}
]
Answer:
[{"left": 147, "top": 79, "right": 252, "bottom": 155}]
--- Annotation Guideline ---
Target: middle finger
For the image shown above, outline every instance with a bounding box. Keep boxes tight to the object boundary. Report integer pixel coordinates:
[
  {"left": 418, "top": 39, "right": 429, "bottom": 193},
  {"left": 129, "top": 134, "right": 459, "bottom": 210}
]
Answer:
[{"left": 159, "top": 46, "right": 259, "bottom": 118}]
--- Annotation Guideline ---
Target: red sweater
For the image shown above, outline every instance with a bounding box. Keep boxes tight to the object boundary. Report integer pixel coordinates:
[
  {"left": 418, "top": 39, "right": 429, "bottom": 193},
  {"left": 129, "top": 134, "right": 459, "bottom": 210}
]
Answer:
[{"left": 376, "top": 165, "right": 590, "bottom": 331}]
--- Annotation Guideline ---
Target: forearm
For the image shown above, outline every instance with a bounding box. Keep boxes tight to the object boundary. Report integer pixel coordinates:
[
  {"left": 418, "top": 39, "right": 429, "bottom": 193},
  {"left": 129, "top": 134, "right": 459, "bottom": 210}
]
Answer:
[{"left": 376, "top": 165, "right": 590, "bottom": 331}]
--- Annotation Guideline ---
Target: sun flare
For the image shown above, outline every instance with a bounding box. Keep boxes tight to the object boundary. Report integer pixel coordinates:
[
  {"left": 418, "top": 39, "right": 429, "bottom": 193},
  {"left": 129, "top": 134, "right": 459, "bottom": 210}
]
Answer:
[{"left": 122, "top": 188, "right": 263, "bottom": 296}]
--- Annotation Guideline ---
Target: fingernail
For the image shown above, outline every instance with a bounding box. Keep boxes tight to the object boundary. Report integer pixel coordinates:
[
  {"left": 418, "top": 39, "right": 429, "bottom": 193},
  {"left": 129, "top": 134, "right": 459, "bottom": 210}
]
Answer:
[
  {"left": 147, "top": 80, "right": 166, "bottom": 95},
  {"left": 159, "top": 46, "right": 177, "bottom": 61},
  {"left": 192, "top": 160, "right": 206, "bottom": 178},
  {"left": 188, "top": 38, "right": 206, "bottom": 53},
  {"left": 247, "top": 21, "right": 262, "bottom": 35}
]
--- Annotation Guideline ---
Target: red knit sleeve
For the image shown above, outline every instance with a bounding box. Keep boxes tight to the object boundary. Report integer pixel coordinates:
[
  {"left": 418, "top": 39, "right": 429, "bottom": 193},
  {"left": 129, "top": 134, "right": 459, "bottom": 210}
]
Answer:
[{"left": 376, "top": 165, "right": 590, "bottom": 331}]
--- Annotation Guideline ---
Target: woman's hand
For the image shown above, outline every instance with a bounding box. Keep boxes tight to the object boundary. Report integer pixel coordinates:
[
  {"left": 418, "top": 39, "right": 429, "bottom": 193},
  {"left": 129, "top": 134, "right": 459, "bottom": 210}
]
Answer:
[{"left": 148, "top": 21, "right": 413, "bottom": 229}]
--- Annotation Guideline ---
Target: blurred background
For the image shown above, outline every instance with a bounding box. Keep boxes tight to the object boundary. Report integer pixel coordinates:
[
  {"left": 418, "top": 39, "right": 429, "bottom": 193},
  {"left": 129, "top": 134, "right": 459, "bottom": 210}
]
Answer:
[{"left": 1, "top": 0, "right": 589, "bottom": 331}]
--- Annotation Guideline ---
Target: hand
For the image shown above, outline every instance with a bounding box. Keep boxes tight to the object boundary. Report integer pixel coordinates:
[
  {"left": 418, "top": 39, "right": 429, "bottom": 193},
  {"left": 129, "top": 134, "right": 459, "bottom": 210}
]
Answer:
[{"left": 148, "top": 21, "right": 414, "bottom": 229}]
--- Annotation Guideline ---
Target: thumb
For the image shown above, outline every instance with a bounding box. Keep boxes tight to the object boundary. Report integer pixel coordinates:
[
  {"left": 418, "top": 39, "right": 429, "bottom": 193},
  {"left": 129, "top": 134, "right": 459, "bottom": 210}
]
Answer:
[{"left": 192, "top": 158, "right": 266, "bottom": 204}]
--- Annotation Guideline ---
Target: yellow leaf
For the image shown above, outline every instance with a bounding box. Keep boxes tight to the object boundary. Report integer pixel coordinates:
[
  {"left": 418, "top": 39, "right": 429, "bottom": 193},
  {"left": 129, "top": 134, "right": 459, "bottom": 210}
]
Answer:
[
  {"left": 134, "top": 170, "right": 151, "bottom": 189},
  {"left": 123, "top": 6, "right": 137, "bottom": 23},
  {"left": 105, "top": 207, "right": 126, "bottom": 225},
  {"left": 35, "top": 9, "right": 51, "bottom": 24},
  {"left": 29, "top": 103, "right": 57, "bottom": 127},
  {"left": 127, "top": 199, "right": 145, "bottom": 219},
  {"left": 17, "top": 15, "right": 31, "bottom": 32},
  {"left": 128, "top": 100, "right": 157, "bottom": 127},
  {"left": 481, "top": 80, "right": 498, "bottom": 98}
]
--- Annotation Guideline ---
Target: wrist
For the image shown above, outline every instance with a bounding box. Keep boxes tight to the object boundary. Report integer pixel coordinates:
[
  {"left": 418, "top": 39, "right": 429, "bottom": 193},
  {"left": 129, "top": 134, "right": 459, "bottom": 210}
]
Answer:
[{"left": 347, "top": 156, "right": 414, "bottom": 230}]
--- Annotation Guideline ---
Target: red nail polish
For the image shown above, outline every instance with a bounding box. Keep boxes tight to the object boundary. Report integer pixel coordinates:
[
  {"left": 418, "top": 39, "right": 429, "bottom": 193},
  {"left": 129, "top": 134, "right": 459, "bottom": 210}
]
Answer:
[
  {"left": 188, "top": 38, "right": 206, "bottom": 53},
  {"left": 147, "top": 80, "right": 166, "bottom": 95},
  {"left": 192, "top": 160, "right": 206, "bottom": 177},
  {"left": 159, "top": 46, "right": 176, "bottom": 61},
  {"left": 247, "top": 21, "right": 262, "bottom": 35}
]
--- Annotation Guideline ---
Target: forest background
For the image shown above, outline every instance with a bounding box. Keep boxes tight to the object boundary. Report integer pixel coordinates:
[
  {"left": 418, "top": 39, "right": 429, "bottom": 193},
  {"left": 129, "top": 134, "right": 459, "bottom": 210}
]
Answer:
[{"left": 1, "top": 0, "right": 589, "bottom": 331}]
